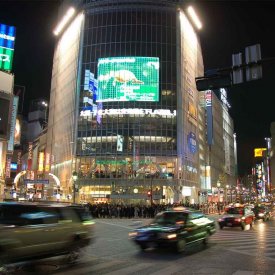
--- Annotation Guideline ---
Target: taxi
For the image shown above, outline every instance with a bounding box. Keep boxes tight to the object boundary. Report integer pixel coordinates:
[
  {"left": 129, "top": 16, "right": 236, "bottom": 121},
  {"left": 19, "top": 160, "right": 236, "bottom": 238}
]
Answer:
[
  {"left": 218, "top": 203, "right": 255, "bottom": 230},
  {"left": 129, "top": 207, "right": 216, "bottom": 253}
]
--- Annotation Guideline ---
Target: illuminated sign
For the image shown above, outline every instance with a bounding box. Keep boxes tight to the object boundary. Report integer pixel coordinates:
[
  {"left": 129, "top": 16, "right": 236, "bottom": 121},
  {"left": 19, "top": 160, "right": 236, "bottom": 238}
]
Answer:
[
  {"left": 80, "top": 108, "right": 176, "bottom": 117},
  {"left": 5, "top": 156, "right": 11, "bottom": 178},
  {"left": 27, "top": 142, "right": 33, "bottom": 173},
  {"left": 117, "top": 135, "right": 124, "bottom": 152},
  {"left": 0, "top": 23, "right": 16, "bottom": 71},
  {"left": 10, "top": 162, "right": 17, "bottom": 170},
  {"left": 205, "top": 90, "right": 212, "bottom": 107},
  {"left": 97, "top": 57, "right": 159, "bottom": 102},
  {"left": 24, "top": 179, "right": 49, "bottom": 185},
  {"left": 45, "top": 153, "right": 50, "bottom": 172},
  {"left": 38, "top": 152, "right": 44, "bottom": 172},
  {"left": 254, "top": 148, "right": 266, "bottom": 157}
]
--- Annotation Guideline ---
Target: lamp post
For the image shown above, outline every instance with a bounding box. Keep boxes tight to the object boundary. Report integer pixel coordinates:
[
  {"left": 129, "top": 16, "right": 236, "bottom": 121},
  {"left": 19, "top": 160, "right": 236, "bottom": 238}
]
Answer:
[
  {"left": 72, "top": 171, "right": 78, "bottom": 204},
  {"left": 226, "top": 185, "right": 229, "bottom": 204}
]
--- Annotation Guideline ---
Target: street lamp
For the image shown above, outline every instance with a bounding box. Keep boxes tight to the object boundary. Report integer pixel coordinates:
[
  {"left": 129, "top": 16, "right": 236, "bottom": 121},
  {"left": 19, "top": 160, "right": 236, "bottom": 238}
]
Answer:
[
  {"left": 72, "top": 171, "right": 78, "bottom": 203},
  {"left": 226, "top": 185, "right": 229, "bottom": 204}
]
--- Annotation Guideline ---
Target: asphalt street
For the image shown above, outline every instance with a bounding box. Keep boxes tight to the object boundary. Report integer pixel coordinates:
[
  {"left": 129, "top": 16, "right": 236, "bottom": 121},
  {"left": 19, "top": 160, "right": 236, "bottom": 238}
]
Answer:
[{"left": 8, "top": 214, "right": 275, "bottom": 275}]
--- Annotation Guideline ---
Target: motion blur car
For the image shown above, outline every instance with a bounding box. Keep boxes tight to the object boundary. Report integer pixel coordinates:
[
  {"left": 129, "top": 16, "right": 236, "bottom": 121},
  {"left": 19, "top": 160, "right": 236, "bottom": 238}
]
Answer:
[
  {"left": 218, "top": 204, "right": 255, "bottom": 230},
  {"left": 253, "top": 204, "right": 272, "bottom": 221},
  {"left": 129, "top": 207, "right": 216, "bottom": 253},
  {"left": 0, "top": 202, "right": 95, "bottom": 265}
]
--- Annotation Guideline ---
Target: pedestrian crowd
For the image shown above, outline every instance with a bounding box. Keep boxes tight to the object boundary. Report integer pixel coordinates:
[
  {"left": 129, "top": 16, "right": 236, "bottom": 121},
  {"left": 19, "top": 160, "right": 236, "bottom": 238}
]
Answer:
[{"left": 84, "top": 201, "right": 225, "bottom": 219}]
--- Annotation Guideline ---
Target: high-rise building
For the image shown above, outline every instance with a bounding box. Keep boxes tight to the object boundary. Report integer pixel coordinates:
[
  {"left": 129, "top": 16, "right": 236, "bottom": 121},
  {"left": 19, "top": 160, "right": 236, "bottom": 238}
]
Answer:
[{"left": 46, "top": 0, "right": 236, "bottom": 203}]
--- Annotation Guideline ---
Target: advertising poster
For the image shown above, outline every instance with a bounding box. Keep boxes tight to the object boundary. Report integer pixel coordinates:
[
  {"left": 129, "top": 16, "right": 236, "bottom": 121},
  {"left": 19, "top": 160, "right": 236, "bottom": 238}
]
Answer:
[{"left": 97, "top": 57, "right": 159, "bottom": 102}]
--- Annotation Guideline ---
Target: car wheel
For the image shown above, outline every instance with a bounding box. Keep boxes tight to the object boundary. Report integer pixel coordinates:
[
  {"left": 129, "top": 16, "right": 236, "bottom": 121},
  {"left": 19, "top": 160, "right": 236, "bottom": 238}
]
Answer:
[
  {"left": 175, "top": 239, "right": 186, "bottom": 253},
  {"left": 203, "top": 233, "right": 210, "bottom": 245},
  {"left": 64, "top": 249, "right": 80, "bottom": 264}
]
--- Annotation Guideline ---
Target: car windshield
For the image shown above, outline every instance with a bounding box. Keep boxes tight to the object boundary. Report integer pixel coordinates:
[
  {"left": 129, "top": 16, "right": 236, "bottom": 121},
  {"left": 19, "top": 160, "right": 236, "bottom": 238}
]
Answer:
[
  {"left": 226, "top": 207, "right": 243, "bottom": 215},
  {"left": 153, "top": 212, "right": 187, "bottom": 225}
]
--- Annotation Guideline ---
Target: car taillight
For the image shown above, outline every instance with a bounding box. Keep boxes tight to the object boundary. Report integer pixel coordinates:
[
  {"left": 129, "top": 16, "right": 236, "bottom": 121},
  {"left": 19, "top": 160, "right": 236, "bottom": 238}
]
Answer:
[{"left": 235, "top": 218, "right": 241, "bottom": 222}]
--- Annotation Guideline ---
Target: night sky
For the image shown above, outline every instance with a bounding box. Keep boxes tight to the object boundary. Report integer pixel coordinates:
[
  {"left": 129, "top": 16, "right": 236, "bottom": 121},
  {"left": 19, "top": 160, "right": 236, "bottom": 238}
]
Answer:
[{"left": 1, "top": 0, "right": 275, "bottom": 176}]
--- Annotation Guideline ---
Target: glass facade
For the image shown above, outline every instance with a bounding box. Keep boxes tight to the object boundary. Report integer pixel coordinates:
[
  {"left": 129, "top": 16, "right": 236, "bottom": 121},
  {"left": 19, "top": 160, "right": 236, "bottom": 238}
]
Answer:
[
  {"left": 47, "top": 0, "right": 235, "bottom": 203},
  {"left": 77, "top": 2, "right": 178, "bottom": 189}
]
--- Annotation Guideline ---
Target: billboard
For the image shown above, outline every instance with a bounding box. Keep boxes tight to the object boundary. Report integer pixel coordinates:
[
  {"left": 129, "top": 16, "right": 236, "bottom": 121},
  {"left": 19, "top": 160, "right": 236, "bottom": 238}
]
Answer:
[
  {"left": 0, "top": 23, "right": 16, "bottom": 71},
  {"left": 97, "top": 57, "right": 159, "bottom": 102}
]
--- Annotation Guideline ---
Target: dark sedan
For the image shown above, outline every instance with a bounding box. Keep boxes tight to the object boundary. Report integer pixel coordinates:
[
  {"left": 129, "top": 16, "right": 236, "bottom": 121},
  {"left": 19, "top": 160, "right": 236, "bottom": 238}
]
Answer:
[
  {"left": 129, "top": 207, "right": 216, "bottom": 253},
  {"left": 253, "top": 205, "right": 273, "bottom": 221}
]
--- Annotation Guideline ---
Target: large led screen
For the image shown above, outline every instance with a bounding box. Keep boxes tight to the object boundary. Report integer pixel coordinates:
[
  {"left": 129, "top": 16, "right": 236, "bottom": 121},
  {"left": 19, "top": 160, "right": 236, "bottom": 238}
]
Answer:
[
  {"left": 97, "top": 57, "right": 159, "bottom": 102},
  {"left": 0, "top": 23, "right": 16, "bottom": 71}
]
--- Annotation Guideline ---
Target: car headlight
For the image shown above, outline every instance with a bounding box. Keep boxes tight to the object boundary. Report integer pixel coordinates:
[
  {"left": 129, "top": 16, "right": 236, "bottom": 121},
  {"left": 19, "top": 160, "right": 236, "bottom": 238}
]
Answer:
[
  {"left": 159, "top": 232, "right": 177, "bottom": 239},
  {"left": 258, "top": 213, "right": 264, "bottom": 217},
  {"left": 167, "top": 233, "right": 177, "bottom": 239},
  {"left": 128, "top": 231, "right": 138, "bottom": 237}
]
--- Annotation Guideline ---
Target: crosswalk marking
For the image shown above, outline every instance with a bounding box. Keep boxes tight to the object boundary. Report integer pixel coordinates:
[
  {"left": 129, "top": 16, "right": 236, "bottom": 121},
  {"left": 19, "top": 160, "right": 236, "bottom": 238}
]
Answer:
[{"left": 209, "top": 225, "right": 275, "bottom": 261}]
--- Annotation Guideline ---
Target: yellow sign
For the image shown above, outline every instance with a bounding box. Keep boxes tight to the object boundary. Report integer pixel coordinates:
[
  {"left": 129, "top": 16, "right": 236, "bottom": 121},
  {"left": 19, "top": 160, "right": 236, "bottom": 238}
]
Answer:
[
  {"left": 38, "top": 152, "right": 44, "bottom": 172},
  {"left": 254, "top": 148, "right": 266, "bottom": 157}
]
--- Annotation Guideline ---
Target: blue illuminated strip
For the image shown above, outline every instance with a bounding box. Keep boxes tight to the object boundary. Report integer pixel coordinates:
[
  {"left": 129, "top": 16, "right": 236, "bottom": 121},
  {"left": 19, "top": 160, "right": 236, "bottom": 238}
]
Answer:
[{"left": 0, "top": 23, "right": 16, "bottom": 49}]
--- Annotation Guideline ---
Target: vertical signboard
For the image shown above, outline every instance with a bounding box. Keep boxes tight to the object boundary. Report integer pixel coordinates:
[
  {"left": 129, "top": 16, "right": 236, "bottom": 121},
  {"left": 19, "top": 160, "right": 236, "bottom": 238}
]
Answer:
[
  {"left": 5, "top": 156, "right": 11, "bottom": 178},
  {"left": 255, "top": 162, "right": 264, "bottom": 197},
  {"left": 38, "top": 151, "right": 44, "bottom": 172},
  {"left": 27, "top": 142, "right": 33, "bottom": 179},
  {"left": 17, "top": 150, "right": 22, "bottom": 173},
  {"left": 205, "top": 90, "right": 213, "bottom": 145},
  {"left": 7, "top": 96, "right": 19, "bottom": 152},
  {"left": 45, "top": 152, "right": 50, "bottom": 172},
  {"left": 0, "top": 23, "right": 16, "bottom": 71}
]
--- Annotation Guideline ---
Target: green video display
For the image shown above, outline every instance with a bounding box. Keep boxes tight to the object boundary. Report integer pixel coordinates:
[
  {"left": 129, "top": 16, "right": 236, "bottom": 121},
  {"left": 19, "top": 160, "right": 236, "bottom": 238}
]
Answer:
[
  {"left": 0, "top": 47, "right": 14, "bottom": 71},
  {"left": 97, "top": 57, "right": 159, "bottom": 102}
]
